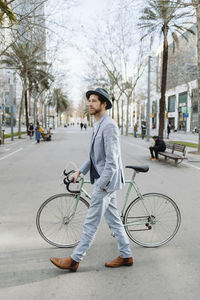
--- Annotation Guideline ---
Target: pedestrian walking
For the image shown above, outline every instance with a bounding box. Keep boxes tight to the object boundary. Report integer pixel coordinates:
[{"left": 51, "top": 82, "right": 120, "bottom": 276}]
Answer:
[
  {"left": 50, "top": 87, "right": 133, "bottom": 272},
  {"left": 80, "top": 122, "right": 83, "bottom": 130},
  {"left": 149, "top": 136, "right": 166, "bottom": 161},
  {"left": 133, "top": 123, "right": 137, "bottom": 138},
  {"left": 35, "top": 122, "right": 43, "bottom": 143},
  {"left": 167, "top": 122, "right": 171, "bottom": 139},
  {"left": 28, "top": 122, "right": 34, "bottom": 139},
  {"left": 84, "top": 123, "right": 87, "bottom": 130},
  {"left": 141, "top": 122, "right": 146, "bottom": 140}
]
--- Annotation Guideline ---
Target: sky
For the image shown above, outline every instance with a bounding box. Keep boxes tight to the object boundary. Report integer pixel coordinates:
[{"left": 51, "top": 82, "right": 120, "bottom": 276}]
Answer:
[
  {"left": 46, "top": 0, "right": 145, "bottom": 107},
  {"left": 46, "top": 0, "right": 111, "bottom": 106}
]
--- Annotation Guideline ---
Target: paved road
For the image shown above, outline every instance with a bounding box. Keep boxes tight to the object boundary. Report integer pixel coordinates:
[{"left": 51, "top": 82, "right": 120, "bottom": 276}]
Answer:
[
  {"left": 4, "top": 124, "right": 200, "bottom": 143},
  {"left": 0, "top": 126, "right": 200, "bottom": 300}
]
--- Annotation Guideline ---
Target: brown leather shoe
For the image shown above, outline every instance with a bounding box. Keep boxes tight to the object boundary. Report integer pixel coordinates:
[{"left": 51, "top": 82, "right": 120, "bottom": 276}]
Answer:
[
  {"left": 50, "top": 256, "right": 79, "bottom": 272},
  {"left": 105, "top": 256, "right": 133, "bottom": 268}
]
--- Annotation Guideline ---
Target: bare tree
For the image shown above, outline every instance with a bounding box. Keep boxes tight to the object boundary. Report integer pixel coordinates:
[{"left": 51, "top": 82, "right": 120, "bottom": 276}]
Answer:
[{"left": 84, "top": 0, "right": 145, "bottom": 135}]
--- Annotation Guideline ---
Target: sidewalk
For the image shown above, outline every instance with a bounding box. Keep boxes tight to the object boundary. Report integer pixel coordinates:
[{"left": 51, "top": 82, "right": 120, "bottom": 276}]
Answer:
[
  {"left": 1, "top": 134, "right": 29, "bottom": 146},
  {"left": 129, "top": 127, "right": 199, "bottom": 144},
  {"left": 127, "top": 131, "right": 200, "bottom": 163}
]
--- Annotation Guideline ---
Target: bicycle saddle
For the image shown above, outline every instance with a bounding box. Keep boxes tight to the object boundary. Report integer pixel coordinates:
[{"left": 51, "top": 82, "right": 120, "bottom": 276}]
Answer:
[{"left": 125, "top": 165, "right": 149, "bottom": 173}]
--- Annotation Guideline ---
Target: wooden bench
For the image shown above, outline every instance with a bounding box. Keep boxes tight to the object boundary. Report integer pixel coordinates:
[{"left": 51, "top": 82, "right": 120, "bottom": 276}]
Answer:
[{"left": 158, "top": 143, "right": 187, "bottom": 165}]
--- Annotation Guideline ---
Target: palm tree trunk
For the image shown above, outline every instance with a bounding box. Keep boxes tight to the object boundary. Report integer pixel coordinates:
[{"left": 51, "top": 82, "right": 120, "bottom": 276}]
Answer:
[
  {"left": 24, "top": 76, "right": 29, "bottom": 134},
  {"left": 28, "top": 86, "right": 32, "bottom": 118},
  {"left": 18, "top": 86, "right": 25, "bottom": 139},
  {"left": 197, "top": 2, "right": 200, "bottom": 151},
  {"left": 159, "top": 26, "right": 169, "bottom": 138}
]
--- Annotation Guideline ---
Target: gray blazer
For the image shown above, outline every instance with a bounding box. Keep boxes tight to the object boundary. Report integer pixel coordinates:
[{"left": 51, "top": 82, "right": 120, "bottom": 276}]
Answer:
[{"left": 79, "top": 113, "right": 125, "bottom": 192}]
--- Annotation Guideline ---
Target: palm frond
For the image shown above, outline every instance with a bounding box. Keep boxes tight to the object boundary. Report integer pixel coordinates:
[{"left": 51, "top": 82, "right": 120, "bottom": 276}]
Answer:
[
  {"left": 138, "top": 0, "right": 194, "bottom": 49},
  {"left": 0, "top": 0, "right": 16, "bottom": 24},
  {"left": 171, "top": 32, "right": 179, "bottom": 52}
]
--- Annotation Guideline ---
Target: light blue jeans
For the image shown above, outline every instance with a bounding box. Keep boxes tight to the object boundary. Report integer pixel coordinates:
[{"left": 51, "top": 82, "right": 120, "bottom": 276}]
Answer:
[{"left": 71, "top": 180, "right": 132, "bottom": 262}]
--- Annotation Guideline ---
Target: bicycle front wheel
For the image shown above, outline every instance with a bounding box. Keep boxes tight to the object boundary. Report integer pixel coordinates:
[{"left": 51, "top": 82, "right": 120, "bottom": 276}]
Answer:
[
  {"left": 124, "top": 193, "right": 181, "bottom": 247},
  {"left": 36, "top": 193, "right": 89, "bottom": 248}
]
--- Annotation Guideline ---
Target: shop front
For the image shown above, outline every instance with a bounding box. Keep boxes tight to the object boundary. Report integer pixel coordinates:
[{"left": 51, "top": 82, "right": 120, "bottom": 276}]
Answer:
[
  {"left": 178, "top": 92, "right": 188, "bottom": 131},
  {"left": 167, "top": 95, "right": 176, "bottom": 129},
  {"left": 191, "top": 88, "right": 198, "bottom": 132}
]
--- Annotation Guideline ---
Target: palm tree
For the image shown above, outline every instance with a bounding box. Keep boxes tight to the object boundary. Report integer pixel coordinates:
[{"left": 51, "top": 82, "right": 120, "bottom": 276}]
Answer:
[
  {"left": 1, "top": 42, "right": 53, "bottom": 136},
  {"left": 28, "top": 67, "right": 54, "bottom": 126},
  {"left": 0, "top": 0, "right": 16, "bottom": 24},
  {"left": 138, "top": 0, "right": 194, "bottom": 137},
  {"left": 49, "top": 88, "right": 69, "bottom": 126}
]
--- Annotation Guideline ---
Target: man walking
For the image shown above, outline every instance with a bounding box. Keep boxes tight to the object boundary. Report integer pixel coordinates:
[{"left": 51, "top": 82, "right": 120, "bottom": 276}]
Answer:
[
  {"left": 167, "top": 123, "right": 171, "bottom": 139},
  {"left": 50, "top": 88, "right": 133, "bottom": 272}
]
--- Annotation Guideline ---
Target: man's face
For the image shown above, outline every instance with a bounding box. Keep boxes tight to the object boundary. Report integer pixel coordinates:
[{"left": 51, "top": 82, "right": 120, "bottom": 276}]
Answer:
[{"left": 88, "top": 94, "right": 106, "bottom": 115}]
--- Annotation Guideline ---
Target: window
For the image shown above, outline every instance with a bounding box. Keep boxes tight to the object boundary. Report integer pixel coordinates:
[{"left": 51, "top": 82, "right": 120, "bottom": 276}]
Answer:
[
  {"left": 168, "top": 95, "right": 176, "bottom": 112},
  {"left": 179, "top": 92, "right": 187, "bottom": 106}
]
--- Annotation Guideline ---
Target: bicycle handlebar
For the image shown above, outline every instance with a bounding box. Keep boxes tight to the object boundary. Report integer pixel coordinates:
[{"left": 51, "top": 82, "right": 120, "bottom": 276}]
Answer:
[
  {"left": 63, "top": 169, "right": 80, "bottom": 194},
  {"left": 63, "top": 169, "right": 75, "bottom": 178}
]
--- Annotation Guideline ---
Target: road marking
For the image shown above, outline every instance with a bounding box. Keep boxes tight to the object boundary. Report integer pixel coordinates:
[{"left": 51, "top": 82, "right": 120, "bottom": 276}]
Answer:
[
  {"left": 182, "top": 162, "right": 200, "bottom": 170},
  {"left": 0, "top": 148, "right": 23, "bottom": 161}
]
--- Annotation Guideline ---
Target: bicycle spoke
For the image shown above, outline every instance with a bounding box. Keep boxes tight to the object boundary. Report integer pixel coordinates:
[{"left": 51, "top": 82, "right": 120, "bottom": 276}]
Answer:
[
  {"left": 124, "top": 193, "right": 181, "bottom": 247},
  {"left": 36, "top": 193, "right": 89, "bottom": 247}
]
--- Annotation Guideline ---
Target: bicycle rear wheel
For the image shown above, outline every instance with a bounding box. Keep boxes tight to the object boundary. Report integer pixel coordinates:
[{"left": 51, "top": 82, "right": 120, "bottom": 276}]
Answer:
[
  {"left": 36, "top": 193, "right": 89, "bottom": 248},
  {"left": 123, "top": 193, "right": 181, "bottom": 247}
]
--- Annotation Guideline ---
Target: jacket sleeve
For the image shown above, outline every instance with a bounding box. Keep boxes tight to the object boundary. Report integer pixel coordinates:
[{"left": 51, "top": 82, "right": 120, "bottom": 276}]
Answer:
[
  {"left": 79, "top": 158, "right": 90, "bottom": 175},
  {"left": 96, "top": 123, "right": 119, "bottom": 189}
]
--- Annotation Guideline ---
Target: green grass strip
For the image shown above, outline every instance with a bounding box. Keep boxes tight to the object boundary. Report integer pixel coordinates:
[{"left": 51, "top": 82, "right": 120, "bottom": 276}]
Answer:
[
  {"left": 169, "top": 141, "right": 197, "bottom": 148},
  {"left": 129, "top": 133, "right": 198, "bottom": 148},
  {"left": 4, "top": 131, "right": 27, "bottom": 139}
]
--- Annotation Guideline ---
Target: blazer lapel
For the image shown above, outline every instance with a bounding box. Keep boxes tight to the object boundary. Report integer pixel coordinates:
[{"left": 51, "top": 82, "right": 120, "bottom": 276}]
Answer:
[{"left": 90, "top": 113, "right": 107, "bottom": 149}]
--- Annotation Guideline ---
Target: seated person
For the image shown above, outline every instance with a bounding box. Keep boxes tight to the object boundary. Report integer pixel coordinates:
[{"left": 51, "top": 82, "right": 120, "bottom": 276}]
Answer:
[{"left": 149, "top": 136, "right": 166, "bottom": 161}]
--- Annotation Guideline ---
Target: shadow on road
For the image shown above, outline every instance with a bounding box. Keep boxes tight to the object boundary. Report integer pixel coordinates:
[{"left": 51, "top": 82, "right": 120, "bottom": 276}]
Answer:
[{"left": 0, "top": 247, "right": 75, "bottom": 288}]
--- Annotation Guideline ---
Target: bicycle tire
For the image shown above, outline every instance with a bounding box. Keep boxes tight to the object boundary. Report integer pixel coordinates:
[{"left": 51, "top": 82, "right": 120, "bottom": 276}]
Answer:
[
  {"left": 36, "top": 193, "right": 89, "bottom": 248},
  {"left": 123, "top": 193, "right": 181, "bottom": 248}
]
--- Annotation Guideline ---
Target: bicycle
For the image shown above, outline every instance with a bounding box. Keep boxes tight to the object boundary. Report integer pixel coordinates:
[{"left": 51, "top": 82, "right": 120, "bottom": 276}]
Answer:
[{"left": 36, "top": 165, "right": 181, "bottom": 248}]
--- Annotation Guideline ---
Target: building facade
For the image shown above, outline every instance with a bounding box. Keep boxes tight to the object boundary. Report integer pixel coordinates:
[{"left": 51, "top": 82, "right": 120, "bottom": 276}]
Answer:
[{"left": 135, "top": 25, "right": 198, "bottom": 134}]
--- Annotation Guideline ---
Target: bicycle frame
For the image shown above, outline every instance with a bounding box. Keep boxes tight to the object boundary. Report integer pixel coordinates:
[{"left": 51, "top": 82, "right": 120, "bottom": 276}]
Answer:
[{"left": 69, "top": 170, "right": 154, "bottom": 228}]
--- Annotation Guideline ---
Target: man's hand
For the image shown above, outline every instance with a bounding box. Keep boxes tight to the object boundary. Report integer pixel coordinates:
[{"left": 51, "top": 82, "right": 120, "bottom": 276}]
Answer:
[{"left": 71, "top": 170, "right": 81, "bottom": 183}]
